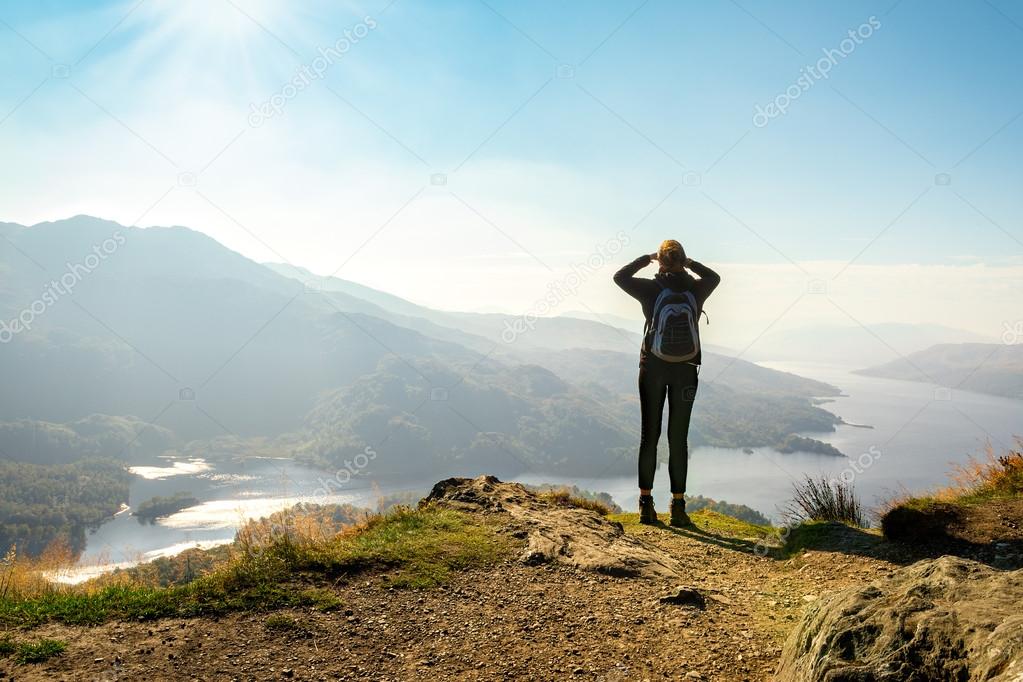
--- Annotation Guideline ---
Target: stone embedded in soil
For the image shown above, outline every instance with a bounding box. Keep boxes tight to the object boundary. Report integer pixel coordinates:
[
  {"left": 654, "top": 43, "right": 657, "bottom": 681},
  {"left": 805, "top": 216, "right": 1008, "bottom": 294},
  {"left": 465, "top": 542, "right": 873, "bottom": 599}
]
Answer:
[{"left": 659, "top": 587, "right": 706, "bottom": 609}]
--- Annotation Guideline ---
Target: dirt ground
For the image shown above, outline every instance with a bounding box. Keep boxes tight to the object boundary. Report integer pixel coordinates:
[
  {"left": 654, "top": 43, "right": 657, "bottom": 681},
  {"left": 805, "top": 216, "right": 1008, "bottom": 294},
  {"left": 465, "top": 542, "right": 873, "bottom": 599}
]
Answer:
[{"left": 2, "top": 518, "right": 907, "bottom": 682}]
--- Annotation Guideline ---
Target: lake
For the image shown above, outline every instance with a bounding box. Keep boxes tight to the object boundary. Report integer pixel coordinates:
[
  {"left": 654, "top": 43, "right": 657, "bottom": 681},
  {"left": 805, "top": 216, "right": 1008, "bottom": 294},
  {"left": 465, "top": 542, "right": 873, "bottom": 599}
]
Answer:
[
  {"left": 56, "top": 458, "right": 416, "bottom": 583},
  {"left": 62, "top": 362, "right": 1022, "bottom": 581},
  {"left": 521, "top": 362, "right": 1021, "bottom": 522}
]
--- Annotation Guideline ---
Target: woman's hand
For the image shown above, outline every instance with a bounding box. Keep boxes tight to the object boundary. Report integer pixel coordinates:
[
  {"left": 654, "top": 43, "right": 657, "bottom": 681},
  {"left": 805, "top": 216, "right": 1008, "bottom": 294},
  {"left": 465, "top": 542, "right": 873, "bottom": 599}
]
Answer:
[{"left": 649, "top": 252, "right": 659, "bottom": 262}]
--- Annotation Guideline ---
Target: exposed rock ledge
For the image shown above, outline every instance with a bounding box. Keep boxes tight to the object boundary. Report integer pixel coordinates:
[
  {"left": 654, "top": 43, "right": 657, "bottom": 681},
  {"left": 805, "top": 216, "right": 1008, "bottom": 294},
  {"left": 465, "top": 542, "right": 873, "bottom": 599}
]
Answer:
[
  {"left": 777, "top": 555, "right": 1023, "bottom": 681},
  {"left": 424, "top": 475, "right": 681, "bottom": 580}
]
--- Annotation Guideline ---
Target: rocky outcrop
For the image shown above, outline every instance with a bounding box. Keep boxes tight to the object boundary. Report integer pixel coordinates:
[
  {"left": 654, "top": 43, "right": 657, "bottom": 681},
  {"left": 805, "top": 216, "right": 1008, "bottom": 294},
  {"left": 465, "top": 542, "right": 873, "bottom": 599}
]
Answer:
[
  {"left": 776, "top": 556, "right": 1023, "bottom": 681},
  {"left": 424, "top": 476, "right": 681, "bottom": 579}
]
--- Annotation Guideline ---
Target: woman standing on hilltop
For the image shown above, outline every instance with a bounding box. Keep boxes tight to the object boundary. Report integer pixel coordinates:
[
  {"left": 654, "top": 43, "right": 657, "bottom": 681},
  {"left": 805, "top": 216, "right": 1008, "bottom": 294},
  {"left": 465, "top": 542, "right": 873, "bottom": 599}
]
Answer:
[{"left": 613, "top": 240, "right": 720, "bottom": 526}]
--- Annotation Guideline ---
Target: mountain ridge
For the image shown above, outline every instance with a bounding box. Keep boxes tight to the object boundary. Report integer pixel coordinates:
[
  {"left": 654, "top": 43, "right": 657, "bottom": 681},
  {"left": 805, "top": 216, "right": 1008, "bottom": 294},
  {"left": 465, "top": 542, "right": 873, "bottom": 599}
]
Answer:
[
  {"left": 856, "top": 342, "right": 1023, "bottom": 400},
  {"left": 2, "top": 215, "right": 847, "bottom": 474}
]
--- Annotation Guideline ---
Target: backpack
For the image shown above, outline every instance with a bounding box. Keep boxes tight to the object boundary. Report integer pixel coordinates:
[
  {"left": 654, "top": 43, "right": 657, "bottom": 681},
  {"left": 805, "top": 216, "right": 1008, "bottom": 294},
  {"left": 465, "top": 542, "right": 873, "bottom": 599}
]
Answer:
[{"left": 647, "top": 284, "right": 702, "bottom": 363}]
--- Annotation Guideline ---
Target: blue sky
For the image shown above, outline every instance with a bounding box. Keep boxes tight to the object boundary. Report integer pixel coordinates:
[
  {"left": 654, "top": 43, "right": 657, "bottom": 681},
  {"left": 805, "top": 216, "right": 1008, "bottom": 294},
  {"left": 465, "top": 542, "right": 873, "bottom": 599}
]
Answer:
[{"left": 1, "top": 0, "right": 1021, "bottom": 340}]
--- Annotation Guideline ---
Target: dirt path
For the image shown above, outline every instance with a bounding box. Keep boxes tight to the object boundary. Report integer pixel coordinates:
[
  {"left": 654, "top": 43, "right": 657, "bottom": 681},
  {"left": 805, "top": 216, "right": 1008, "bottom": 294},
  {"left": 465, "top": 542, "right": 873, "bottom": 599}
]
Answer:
[{"left": 3, "top": 514, "right": 907, "bottom": 682}]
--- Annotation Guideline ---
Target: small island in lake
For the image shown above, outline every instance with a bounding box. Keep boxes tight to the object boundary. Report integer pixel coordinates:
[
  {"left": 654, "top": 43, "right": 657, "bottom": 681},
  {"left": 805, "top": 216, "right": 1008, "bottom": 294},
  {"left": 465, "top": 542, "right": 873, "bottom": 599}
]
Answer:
[
  {"left": 774, "top": 434, "right": 844, "bottom": 457},
  {"left": 133, "top": 492, "right": 199, "bottom": 523}
]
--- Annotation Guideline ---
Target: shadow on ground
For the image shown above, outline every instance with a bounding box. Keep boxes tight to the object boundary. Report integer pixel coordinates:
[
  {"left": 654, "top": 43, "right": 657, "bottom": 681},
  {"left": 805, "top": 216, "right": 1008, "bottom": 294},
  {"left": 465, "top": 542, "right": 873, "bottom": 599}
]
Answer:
[{"left": 653, "top": 519, "right": 1023, "bottom": 570}]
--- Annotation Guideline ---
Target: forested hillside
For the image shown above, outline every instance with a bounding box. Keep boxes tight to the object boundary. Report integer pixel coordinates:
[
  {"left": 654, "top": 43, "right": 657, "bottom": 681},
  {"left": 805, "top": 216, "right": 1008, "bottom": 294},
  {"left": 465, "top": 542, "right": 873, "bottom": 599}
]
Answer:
[{"left": 0, "top": 459, "right": 129, "bottom": 556}]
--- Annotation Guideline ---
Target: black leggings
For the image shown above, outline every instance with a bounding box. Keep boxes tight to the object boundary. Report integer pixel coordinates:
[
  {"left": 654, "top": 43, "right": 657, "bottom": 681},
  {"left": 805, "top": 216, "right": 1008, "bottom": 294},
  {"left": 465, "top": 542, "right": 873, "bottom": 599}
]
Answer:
[{"left": 638, "top": 359, "right": 698, "bottom": 494}]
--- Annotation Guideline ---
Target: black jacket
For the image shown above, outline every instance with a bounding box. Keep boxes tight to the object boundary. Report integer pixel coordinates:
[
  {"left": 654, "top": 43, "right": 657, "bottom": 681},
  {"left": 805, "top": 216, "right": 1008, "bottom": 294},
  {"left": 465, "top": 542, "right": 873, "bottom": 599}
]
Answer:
[{"left": 613, "top": 255, "right": 721, "bottom": 364}]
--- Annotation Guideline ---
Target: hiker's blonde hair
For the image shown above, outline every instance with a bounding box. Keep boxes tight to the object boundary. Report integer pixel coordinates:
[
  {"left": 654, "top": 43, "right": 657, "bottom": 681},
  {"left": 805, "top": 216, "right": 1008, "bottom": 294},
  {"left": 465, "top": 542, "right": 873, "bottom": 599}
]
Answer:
[{"left": 657, "top": 239, "right": 686, "bottom": 273}]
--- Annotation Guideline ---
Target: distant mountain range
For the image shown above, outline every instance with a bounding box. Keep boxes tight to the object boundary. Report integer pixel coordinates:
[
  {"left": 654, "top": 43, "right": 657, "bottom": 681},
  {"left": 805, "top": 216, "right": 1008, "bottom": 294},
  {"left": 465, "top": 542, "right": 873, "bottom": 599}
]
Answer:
[
  {"left": 856, "top": 343, "right": 1023, "bottom": 400},
  {"left": 0, "top": 215, "right": 848, "bottom": 477},
  {"left": 749, "top": 323, "right": 995, "bottom": 367},
  {"left": 264, "top": 262, "right": 645, "bottom": 355}
]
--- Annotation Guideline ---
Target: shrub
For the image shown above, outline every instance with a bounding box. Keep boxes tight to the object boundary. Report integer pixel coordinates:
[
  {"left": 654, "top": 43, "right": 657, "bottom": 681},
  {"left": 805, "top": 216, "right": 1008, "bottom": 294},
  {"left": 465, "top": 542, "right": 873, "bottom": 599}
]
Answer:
[{"left": 782, "top": 476, "right": 865, "bottom": 527}]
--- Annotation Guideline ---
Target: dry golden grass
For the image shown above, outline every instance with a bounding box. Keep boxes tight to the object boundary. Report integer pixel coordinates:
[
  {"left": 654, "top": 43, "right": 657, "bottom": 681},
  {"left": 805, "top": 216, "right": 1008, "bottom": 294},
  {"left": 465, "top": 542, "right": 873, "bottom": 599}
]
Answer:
[
  {"left": 0, "top": 540, "right": 78, "bottom": 602},
  {"left": 538, "top": 489, "right": 615, "bottom": 516},
  {"left": 946, "top": 440, "right": 1023, "bottom": 501},
  {"left": 233, "top": 504, "right": 374, "bottom": 562},
  {"left": 1, "top": 502, "right": 376, "bottom": 604},
  {"left": 878, "top": 439, "right": 1023, "bottom": 517}
]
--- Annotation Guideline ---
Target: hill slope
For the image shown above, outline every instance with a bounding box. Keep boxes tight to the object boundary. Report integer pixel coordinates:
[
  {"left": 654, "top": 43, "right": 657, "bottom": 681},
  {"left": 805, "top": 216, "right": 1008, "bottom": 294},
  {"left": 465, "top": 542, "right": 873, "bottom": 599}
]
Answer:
[
  {"left": 8, "top": 477, "right": 1018, "bottom": 681},
  {"left": 749, "top": 323, "right": 994, "bottom": 366},
  {"left": 856, "top": 343, "right": 1023, "bottom": 400}
]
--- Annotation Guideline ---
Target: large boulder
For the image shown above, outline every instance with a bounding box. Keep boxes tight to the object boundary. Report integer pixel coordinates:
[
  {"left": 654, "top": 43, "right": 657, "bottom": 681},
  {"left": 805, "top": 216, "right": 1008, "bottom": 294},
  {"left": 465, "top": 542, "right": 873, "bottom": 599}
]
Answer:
[
  {"left": 424, "top": 475, "right": 681, "bottom": 579},
  {"left": 776, "top": 556, "right": 1023, "bottom": 681}
]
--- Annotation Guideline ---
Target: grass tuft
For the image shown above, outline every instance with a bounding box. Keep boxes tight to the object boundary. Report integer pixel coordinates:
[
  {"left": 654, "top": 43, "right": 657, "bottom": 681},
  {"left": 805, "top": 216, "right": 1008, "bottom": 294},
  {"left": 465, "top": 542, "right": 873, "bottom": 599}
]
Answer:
[
  {"left": 0, "top": 636, "right": 67, "bottom": 664},
  {"left": 14, "top": 639, "right": 67, "bottom": 664},
  {"left": 264, "top": 613, "right": 315, "bottom": 637},
  {"left": 539, "top": 489, "right": 615, "bottom": 516},
  {"left": 782, "top": 476, "right": 865, "bottom": 527}
]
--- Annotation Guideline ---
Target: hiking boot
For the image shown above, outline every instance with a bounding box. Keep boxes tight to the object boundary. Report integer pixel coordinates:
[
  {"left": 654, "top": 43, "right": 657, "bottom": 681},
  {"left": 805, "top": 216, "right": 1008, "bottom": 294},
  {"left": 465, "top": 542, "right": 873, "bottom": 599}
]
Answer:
[
  {"left": 670, "top": 498, "right": 692, "bottom": 527},
  {"left": 639, "top": 495, "right": 658, "bottom": 524}
]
